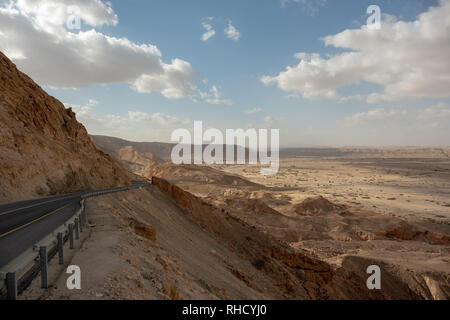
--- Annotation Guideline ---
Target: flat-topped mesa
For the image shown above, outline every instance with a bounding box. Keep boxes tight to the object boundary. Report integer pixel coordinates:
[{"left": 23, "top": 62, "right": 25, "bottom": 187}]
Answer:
[{"left": 0, "top": 51, "right": 130, "bottom": 203}]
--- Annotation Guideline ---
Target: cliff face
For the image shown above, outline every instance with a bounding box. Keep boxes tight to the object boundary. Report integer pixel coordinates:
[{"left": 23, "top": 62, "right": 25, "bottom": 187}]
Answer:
[
  {"left": 91, "top": 135, "right": 166, "bottom": 180},
  {"left": 152, "top": 177, "right": 335, "bottom": 299},
  {"left": 0, "top": 52, "right": 130, "bottom": 203},
  {"left": 91, "top": 135, "right": 174, "bottom": 160}
]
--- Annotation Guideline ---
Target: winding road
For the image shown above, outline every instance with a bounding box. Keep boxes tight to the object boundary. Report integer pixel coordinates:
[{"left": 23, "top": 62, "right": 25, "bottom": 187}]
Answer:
[{"left": 0, "top": 183, "right": 148, "bottom": 269}]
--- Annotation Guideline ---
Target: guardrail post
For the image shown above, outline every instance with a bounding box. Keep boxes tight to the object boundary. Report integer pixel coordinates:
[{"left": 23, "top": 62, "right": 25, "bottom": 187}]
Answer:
[
  {"left": 79, "top": 214, "right": 84, "bottom": 233},
  {"left": 69, "top": 224, "right": 74, "bottom": 249},
  {"left": 6, "top": 272, "right": 17, "bottom": 300},
  {"left": 57, "top": 232, "right": 64, "bottom": 265},
  {"left": 39, "top": 246, "right": 48, "bottom": 289},
  {"left": 74, "top": 218, "right": 80, "bottom": 240},
  {"left": 82, "top": 205, "right": 87, "bottom": 228}
]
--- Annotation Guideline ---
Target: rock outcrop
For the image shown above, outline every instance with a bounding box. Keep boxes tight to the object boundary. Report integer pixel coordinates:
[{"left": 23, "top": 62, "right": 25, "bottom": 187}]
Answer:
[
  {"left": 0, "top": 51, "right": 130, "bottom": 203},
  {"left": 152, "top": 176, "right": 334, "bottom": 299}
]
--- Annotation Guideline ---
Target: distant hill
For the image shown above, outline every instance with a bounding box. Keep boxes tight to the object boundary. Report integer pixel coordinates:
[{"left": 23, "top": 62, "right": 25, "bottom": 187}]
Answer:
[
  {"left": 92, "top": 135, "right": 450, "bottom": 163},
  {"left": 91, "top": 135, "right": 255, "bottom": 166},
  {"left": 91, "top": 135, "right": 167, "bottom": 179},
  {"left": 281, "top": 147, "right": 450, "bottom": 159},
  {"left": 91, "top": 135, "right": 175, "bottom": 160},
  {"left": 91, "top": 135, "right": 262, "bottom": 186}
]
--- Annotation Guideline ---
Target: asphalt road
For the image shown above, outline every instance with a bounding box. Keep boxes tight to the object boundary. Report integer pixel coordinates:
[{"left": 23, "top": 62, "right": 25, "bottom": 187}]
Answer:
[{"left": 0, "top": 183, "right": 148, "bottom": 269}]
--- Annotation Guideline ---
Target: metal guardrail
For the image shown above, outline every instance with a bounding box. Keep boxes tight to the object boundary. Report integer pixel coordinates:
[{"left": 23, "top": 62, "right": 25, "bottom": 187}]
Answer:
[
  {"left": 0, "top": 201, "right": 86, "bottom": 300},
  {"left": 0, "top": 183, "right": 150, "bottom": 300}
]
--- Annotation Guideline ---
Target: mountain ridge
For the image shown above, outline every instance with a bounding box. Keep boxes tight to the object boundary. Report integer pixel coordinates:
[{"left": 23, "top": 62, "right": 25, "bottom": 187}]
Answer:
[{"left": 0, "top": 52, "right": 130, "bottom": 203}]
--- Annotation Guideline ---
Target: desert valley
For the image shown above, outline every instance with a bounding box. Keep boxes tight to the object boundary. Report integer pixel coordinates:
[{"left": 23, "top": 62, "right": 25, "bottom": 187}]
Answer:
[
  {"left": 83, "top": 135, "right": 450, "bottom": 299},
  {"left": 0, "top": 50, "right": 449, "bottom": 300}
]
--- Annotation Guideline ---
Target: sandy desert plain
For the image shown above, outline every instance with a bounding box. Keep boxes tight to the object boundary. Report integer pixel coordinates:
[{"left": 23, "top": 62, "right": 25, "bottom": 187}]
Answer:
[
  {"left": 217, "top": 151, "right": 450, "bottom": 222},
  {"left": 150, "top": 147, "right": 450, "bottom": 298}
]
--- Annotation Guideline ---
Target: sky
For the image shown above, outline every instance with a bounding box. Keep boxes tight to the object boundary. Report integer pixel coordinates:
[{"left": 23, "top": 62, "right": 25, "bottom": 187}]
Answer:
[{"left": 0, "top": 0, "right": 449, "bottom": 147}]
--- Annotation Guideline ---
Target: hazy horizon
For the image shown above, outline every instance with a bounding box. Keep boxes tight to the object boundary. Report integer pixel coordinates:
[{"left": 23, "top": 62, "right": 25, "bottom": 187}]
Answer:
[{"left": 90, "top": 134, "right": 450, "bottom": 149}]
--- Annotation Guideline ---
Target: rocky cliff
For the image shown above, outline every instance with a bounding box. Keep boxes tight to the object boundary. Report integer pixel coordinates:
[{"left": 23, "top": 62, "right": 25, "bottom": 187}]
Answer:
[
  {"left": 91, "top": 136, "right": 166, "bottom": 180},
  {"left": 0, "top": 52, "right": 130, "bottom": 203},
  {"left": 152, "top": 176, "right": 335, "bottom": 299}
]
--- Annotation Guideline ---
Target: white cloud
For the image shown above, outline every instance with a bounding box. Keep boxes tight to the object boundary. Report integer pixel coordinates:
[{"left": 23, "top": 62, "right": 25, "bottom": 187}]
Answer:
[
  {"left": 201, "top": 19, "right": 216, "bottom": 41},
  {"left": 340, "top": 103, "right": 450, "bottom": 146},
  {"left": 198, "top": 85, "right": 232, "bottom": 105},
  {"left": 244, "top": 108, "right": 262, "bottom": 114},
  {"left": 65, "top": 100, "right": 189, "bottom": 130},
  {"left": 346, "top": 108, "right": 407, "bottom": 124},
  {"left": 346, "top": 103, "right": 450, "bottom": 127},
  {"left": 263, "top": 0, "right": 450, "bottom": 103},
  {"left": 65, "top": 98, "right": 99, "bottom": 117},
  {"left": 264, "top": 116, "right": 284, "bottom": 126},
  {"left": 224, "top": 21, "right": 241, "bottom": 41},
  {"left": 281, "top": 0, "right": 327, "bottom": 16},
  {"left": 128, "top": 111, "right": 190, "bottom": 126},
  {"left": 417, "top": 102, "right": 450, "bottom": 120},
  {"left": 0, "top": 0, "right": 196, "bottom": 100},
  {"left": 13, "top": 0, "right": 118, "bottom": 31},
  {"left": 339, "top": 94, "right": 364, "bottom": 103},
  {"left": 132, "top": 59, "right": 195, "bottom": 99},
  {"left": 65, "top": 100, "right": 127, "bottom": 129}
]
